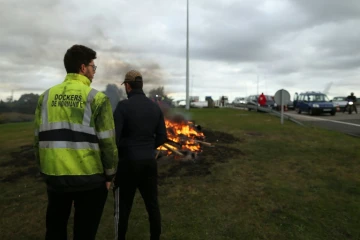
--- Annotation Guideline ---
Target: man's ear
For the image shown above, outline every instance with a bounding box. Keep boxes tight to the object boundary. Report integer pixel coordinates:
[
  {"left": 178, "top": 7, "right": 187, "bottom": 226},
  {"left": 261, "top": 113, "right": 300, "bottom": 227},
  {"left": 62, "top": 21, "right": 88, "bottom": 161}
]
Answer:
[{"left": 80, "top": 64, "right": 86, "bottom": 73}]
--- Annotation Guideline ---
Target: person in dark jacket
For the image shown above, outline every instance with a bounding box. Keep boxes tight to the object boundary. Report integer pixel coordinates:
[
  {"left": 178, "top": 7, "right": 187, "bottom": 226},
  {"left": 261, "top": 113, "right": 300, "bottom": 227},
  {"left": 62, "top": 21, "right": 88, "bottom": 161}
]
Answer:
[
  {"left": 343, "top": 92, "right": 357, "bottom": 113},
  {"left": 113, "top": 70, "right": 167, "bottom": 240}
]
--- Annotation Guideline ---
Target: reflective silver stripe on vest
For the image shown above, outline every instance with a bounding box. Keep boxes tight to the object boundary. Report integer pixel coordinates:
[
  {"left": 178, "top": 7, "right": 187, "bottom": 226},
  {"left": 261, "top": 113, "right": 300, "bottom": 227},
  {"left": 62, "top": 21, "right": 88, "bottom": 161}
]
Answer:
[
  {"left": 41, "top": 89, "right": 50, "bottom": 124},
  {"left": 105, "top": 169, "right": 116, "bottom": 176},
  {"left": 39, "top": 141, "right": 99, "bottom": 150},
  {"left": 39, "top": 122, "right": 96, "bottom": 135},
  {"left": 97, "top": 129, "right": 115, "bottom": 139},
  {"left": 82, "top": 89, "right": 98, "bottom": 126}
]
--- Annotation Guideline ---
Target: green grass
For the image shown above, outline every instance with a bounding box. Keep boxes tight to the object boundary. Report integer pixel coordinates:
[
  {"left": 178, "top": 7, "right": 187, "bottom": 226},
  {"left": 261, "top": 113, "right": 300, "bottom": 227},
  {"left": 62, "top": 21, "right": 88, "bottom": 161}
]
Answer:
[
  {"left": 1, "top": 108, "right": 360, "bottom": 240},
  {"left": 0, "top": 122, "right": 34, "bottom": 157}
]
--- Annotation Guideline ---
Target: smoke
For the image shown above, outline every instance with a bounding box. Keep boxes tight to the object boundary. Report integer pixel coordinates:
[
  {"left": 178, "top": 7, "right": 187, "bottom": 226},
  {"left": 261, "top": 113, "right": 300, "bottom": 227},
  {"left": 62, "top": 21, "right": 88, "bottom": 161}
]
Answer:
[
  {"left": 96, "top": 57, "right": 167, "bottom": 93},
  {"left": 165, "top": 109, "right": 193, "bottom": 122},
  {"left": 102, "top": 84, "right": 126, "bottom": 112}
]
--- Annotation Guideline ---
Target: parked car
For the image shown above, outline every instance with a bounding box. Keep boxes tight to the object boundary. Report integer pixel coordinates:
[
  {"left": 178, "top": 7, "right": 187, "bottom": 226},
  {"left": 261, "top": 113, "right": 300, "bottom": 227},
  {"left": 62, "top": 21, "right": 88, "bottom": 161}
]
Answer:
[
  {"left": 274, "top": 99, "right": 294, "bottom": 111},
  {"left": 176, "top": 100, "right": 186, "bottom": 107},
  {"left": 330, "top": 96, "right": 347, "bottom": 111},
  {"left": 190, "top": 101, "right": 208, "bottom": 108},
  {"left": 286, "top": 100, "right": 294, "bottom": 110},
  {"left": 295, "top": 91, "right": 336, "bottom": 115},
  {"left": 246, "top": 94, "right": 277, "bottom": 111},
  {"left": 232, "top": 97, "right": 246, "bottom": 107}
]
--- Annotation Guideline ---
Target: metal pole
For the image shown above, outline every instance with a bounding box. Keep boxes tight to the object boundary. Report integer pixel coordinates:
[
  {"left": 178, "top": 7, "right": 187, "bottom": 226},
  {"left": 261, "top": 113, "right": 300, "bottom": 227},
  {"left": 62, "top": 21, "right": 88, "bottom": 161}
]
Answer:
[
  {"left": 281, "top": 89, "right": 284, "bottom": 124},
  {"left": 185, "top": 0, "right": 190, "bottom": 110},
  {"left": 257, "top": 75, "right": 259, "bottom": 112}
]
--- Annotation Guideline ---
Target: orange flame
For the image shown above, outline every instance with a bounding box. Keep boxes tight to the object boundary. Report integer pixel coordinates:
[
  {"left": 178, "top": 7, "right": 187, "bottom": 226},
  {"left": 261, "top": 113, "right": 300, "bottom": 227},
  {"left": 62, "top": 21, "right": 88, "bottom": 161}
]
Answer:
[{"left": 157, "top": 119, "right": 205, "bottom": 155}]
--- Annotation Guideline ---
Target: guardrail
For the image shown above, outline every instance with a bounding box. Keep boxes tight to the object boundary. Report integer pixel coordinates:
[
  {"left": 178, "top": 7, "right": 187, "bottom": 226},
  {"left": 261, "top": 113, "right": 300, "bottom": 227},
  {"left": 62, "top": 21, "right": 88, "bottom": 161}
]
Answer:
[{"left": 229, "top": 104, "right": 306, "bottom": 127}]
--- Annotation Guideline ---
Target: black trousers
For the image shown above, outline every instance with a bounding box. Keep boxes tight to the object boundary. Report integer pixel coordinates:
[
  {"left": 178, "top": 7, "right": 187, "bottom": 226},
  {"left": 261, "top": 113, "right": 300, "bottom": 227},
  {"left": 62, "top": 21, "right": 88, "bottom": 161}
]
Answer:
[
  {"left": 45, "top": 185, "right": 108, "bottom": 240},
  {"left": 114, "top": 159, "right": 161, "bottom": 240}
]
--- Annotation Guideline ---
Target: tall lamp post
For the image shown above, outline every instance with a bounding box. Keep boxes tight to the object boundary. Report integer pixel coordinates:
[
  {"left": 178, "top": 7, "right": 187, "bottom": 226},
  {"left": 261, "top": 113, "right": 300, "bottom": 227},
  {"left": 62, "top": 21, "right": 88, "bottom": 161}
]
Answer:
[{"left": 185, "top": 0, "right": 190, "bottom": 110}]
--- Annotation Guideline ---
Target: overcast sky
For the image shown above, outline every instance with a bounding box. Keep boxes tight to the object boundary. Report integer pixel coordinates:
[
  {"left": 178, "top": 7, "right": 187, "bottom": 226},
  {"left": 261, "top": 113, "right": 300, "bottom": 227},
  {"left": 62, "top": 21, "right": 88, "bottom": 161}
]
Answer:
[{"left": 1, "top": 0, "right": 360, "bottom": 102}]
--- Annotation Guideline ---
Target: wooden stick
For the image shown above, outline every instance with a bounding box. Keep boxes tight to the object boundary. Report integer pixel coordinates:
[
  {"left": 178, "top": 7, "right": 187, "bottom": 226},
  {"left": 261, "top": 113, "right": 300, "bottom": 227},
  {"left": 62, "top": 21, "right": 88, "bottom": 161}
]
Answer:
[
  {"left": 167, "top": 138, "right": 212, "bottom": 147},
  {"left": 194, "top": 140, "right": 213, "bottom": 146},
  {"left": 163, "top": 143, "right": 184, "bottom": 156}
]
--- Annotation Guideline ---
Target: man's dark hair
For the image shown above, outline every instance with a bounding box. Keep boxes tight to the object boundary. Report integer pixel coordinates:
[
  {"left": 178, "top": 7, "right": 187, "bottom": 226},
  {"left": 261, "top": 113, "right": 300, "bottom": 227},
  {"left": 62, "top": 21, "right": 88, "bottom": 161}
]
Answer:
[
  {"left": 63, "top": 45, "right": 97, "bottom": 73},
  {"left": 128, "top": 77, "right": 143, "bottom": 89}
]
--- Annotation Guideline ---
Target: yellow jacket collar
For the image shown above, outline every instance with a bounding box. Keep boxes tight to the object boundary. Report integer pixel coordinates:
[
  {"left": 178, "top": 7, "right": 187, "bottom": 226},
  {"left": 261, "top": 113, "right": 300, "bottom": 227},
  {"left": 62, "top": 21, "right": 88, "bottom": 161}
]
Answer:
[{"left": 64, "top": 73, "right": 91, "bottom": 86}]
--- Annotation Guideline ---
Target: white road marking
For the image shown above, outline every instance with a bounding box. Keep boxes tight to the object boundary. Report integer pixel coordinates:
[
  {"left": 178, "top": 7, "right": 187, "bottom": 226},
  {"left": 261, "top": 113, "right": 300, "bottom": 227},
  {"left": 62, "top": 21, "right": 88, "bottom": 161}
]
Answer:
[{"left": 285, "top": 113, "right": 360, "bottom": 127}]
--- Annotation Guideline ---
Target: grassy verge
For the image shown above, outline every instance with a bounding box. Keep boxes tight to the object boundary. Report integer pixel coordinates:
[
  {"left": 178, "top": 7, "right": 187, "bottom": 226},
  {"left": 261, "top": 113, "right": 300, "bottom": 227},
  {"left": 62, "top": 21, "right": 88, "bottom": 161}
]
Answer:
[
  {"left": 0, "top": 108, "right": 359, "bottom": 240},
  {"left": 0, "top": 112, "right": 35, "bottom": 124}
]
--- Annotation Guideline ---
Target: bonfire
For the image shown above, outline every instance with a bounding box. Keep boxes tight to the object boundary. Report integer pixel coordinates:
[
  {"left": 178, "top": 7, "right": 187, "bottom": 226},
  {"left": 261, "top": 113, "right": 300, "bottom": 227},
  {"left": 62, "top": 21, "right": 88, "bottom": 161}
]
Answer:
[{"left": 156, "top": 116, "right": 212, "bottom": 161}]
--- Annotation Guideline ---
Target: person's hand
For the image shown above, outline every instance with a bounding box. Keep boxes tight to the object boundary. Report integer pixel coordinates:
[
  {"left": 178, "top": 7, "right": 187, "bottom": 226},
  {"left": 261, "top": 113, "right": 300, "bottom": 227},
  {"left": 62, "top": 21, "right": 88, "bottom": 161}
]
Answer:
[{"left": 105, "top": 181, "right": 112, "bottom": 190}]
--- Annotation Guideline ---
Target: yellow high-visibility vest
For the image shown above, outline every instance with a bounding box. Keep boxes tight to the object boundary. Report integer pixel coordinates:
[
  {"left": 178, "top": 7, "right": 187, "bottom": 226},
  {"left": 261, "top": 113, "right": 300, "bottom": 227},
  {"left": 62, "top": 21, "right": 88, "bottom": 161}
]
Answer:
[{"left": 34, "top": 74, "right": 118, "bottom": 183}]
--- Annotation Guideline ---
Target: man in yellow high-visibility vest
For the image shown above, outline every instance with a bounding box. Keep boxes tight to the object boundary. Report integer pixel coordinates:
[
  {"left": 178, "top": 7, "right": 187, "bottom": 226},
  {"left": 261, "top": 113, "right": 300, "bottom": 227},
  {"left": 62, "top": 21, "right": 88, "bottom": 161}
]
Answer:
[{"left": 34, "top": 44, "right": 118, "bottom": 240}]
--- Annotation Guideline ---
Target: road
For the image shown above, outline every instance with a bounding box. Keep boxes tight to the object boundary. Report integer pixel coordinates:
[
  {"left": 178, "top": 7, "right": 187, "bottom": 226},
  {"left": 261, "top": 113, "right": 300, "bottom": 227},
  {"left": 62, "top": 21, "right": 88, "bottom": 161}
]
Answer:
[
  {"left": 284, "top": 110, "right": 360, "bottom": 137},
  {"left": 230, "top": 105, "right": 360, "bottom": 137}
]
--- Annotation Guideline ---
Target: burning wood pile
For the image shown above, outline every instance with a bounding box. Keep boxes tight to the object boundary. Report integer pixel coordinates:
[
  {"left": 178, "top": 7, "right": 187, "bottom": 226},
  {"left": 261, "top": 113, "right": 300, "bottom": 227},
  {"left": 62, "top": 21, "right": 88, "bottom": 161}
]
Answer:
[{"left": 156, "top": 116, "right": 212, "bottom": 161}]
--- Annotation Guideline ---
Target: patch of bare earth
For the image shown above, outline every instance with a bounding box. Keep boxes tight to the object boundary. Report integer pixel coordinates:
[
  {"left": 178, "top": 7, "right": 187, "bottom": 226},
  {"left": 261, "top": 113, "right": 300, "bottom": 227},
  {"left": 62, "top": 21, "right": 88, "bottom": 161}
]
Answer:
[{"left": 0, "top": 145, "right": 41, "bottom": 182}]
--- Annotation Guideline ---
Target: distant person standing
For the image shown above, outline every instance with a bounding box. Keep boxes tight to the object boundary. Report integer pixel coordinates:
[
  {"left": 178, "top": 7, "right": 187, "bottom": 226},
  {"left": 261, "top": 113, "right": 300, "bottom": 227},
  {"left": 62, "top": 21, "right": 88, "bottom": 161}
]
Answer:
[
  {"left": 113, "top": 70, "right": 167, "bottom": 240},
  {"left": 34, "top": 44, "right": 118, "bottom": 240},
  {"left": 221, "top": 96, "right": 225, "bottom": 107},
  {"left": 258, "top": 93, "right": 266, "bottom": 106}
]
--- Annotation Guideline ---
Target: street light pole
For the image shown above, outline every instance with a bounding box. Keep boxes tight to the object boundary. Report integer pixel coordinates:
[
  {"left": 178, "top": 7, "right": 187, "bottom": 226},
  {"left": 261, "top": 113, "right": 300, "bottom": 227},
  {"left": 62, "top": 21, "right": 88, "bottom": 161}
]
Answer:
[{"left": 185, "top": 0, "right": 190, "bottom": 110}]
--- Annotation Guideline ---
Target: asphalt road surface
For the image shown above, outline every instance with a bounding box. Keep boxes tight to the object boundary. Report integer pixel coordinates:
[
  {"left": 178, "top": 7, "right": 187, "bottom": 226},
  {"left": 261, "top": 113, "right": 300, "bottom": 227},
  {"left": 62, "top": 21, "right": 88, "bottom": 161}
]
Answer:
[
  {"left": 284, "top": 110, "right": 360, "bottom": 137},
  {"left": 230, "top": 105, "right": 360, "bottom": 137}
]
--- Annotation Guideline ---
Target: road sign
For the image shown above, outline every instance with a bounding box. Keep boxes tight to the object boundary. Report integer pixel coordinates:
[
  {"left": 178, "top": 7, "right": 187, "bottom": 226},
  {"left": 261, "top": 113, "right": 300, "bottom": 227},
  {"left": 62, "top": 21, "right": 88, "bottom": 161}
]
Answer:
[
  {"left": 274, "top": 89, "right": 290, "bottom": 105},
  {"left": 274, "top": 89, "right": 291, "bottom": 125}
]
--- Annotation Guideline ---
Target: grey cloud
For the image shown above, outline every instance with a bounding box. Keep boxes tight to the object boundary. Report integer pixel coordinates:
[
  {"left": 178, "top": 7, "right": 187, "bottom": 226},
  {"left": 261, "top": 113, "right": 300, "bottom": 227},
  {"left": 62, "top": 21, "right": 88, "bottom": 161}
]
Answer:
[
  {"left": 1, "top": 0, "right": 360, "bottom": 100},
  {"left": 313, "top": 20, "right": 360, "bottom": 58},
  {"left": 269, "top": 64, "right": 300, "bottom": 75},
  {"left": 292, "top": 0, "right": 360, "bottom": 25},
  {"left": 0, "top": 0, "right": 167, "bottom": 95},
  {"left": 309, "top": 56, "right": 360, "bottom": 71},
  {"left": 185, "top": 2, "right": 304, "bottom": 63}
]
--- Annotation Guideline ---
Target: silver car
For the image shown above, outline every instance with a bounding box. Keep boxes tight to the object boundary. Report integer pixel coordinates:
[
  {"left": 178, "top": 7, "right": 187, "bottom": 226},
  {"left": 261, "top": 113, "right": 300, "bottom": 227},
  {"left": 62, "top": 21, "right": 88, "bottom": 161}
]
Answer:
[
  {"left": 232, "top": 97, "right": 246, "bottom": 107},
  {"left": 331, "top": 97, "right": 347, "bottom": 110}
]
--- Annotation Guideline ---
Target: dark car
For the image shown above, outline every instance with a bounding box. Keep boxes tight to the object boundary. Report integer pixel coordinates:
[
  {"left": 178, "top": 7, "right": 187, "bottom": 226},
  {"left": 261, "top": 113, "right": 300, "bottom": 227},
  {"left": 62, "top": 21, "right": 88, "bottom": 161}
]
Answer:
[
  {"left": 286, "top": 100, "right": 294, "bottom": 110},
  {"left": 295, "top": 91, "right": 336, "bottom": 115},
  {"left": 246, "top": 94, "right": 277, "bottom": 111},
  {"left": 277, "top": 99, "right": 294, "bottom": 111}
]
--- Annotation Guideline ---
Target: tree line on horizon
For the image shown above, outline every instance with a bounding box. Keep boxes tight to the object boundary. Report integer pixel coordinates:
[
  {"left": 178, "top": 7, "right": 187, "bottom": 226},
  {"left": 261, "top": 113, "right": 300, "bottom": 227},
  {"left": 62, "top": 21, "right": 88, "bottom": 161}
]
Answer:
[{"left": 0, "top": 85, "right": 173, "bottom": 114}]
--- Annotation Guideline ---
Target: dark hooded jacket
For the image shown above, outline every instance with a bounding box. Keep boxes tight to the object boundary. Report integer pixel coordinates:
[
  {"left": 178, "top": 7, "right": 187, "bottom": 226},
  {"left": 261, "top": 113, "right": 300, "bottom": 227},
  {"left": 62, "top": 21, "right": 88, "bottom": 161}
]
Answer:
[{"left": 113, "top": 89, "right": 167, "bottom": 162}]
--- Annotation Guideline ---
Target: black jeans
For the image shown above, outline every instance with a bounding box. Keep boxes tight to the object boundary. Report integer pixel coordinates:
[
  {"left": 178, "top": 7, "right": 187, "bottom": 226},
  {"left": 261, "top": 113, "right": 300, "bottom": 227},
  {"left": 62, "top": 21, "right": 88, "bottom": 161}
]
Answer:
[
  {"left": 45, "top": 185, "right": 108, "bottom": 240},
  {"left": 114, "top": 159, "right": 161, "bottom": 240}
]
